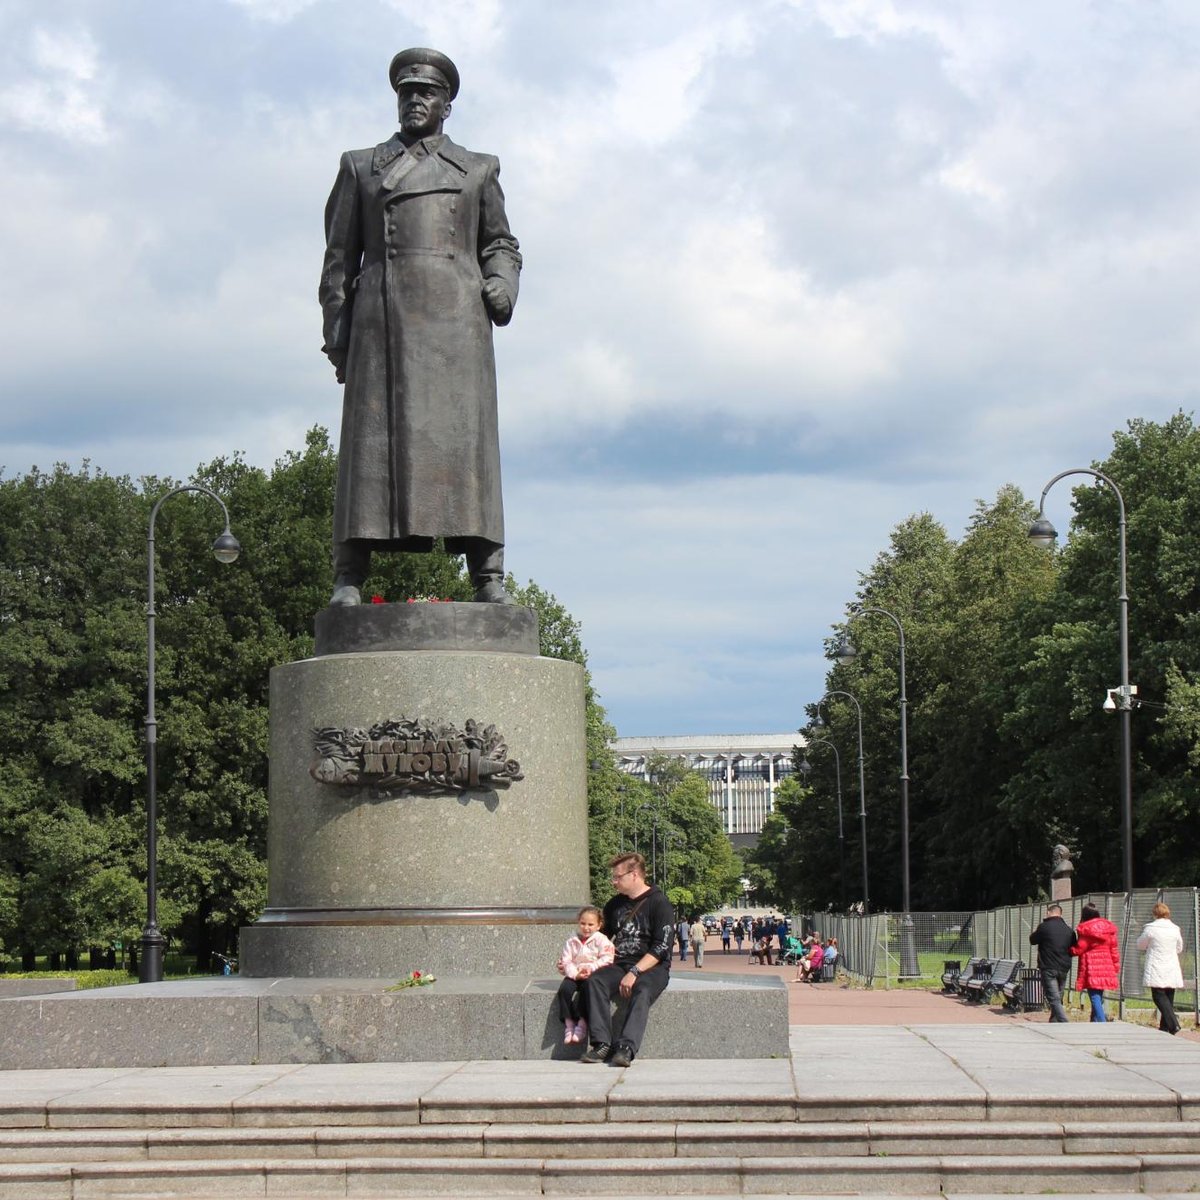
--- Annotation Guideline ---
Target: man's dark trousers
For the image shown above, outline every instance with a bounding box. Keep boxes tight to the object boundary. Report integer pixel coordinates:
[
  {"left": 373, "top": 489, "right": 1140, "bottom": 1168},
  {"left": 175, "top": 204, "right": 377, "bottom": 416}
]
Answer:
[
  {"left": 585, "top": 963, "right": 669, "bottom": 1052},
  {"left": 1042, "top": 970, "right": 1070, "bottom": 1022}
]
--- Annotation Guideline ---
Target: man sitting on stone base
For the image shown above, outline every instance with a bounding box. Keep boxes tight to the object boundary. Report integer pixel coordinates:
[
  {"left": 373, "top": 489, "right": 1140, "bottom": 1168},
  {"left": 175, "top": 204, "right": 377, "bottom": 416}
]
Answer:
[{"left": 580, "top": 853, "right": 674, "bottom": 1067}]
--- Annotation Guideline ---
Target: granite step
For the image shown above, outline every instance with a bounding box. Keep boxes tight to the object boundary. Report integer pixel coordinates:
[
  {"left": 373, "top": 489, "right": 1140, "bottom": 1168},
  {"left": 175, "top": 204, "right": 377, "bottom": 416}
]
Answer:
[
  {"left": 2, "top": 1151, "right": 1200, "bottom": 1197},
  {"left": 2, "top": 1120, "right": 1200, "bottom": 1162}
]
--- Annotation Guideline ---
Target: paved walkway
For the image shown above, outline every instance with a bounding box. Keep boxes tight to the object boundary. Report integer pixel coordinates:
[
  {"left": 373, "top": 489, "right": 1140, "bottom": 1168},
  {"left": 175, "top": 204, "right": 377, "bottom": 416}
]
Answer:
[
  {"left": 674, "top": 944, "right": 1200, "bottom": 1035},
  {"left": 674, "top": 948, "right": 1008, "bottom": 1025}
]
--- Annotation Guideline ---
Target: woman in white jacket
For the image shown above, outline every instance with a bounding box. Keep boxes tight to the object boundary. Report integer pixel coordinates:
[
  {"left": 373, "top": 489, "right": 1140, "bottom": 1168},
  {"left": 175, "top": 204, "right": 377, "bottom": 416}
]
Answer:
[{"left": 1136, "top": 902, "right": 1185, "bottom": 1035}]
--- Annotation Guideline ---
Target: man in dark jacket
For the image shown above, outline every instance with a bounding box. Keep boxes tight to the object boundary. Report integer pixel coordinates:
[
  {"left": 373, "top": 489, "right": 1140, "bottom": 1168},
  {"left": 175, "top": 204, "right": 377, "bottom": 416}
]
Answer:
[
  {"left": 319, "top": 48, "right": 522, "bottom": 605},
  {"left": 1030, "top": 902, "right": 1077, "bottom": 1022},
  {"left": 582, "top": 853, "right": 674, "bottom": 1067}
]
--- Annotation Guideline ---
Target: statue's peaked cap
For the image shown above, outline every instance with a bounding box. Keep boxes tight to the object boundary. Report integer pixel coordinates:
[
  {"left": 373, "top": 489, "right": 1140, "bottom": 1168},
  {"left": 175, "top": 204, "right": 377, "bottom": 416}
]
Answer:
[{"left": 389, "top": 48, "right": 460, "bottom": 99}]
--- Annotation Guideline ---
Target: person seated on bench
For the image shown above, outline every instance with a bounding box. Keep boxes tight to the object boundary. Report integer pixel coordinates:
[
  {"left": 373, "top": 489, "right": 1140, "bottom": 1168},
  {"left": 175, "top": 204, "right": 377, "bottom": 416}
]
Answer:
[
  {"left": 580, "top": 852, "right": 674, "bottom": 1067},
  {"left": 823, "top": 937, "right": 839, "bottom": 974},
  {"left": 795, "top": 935, "right": 825, "bottom": 983}
]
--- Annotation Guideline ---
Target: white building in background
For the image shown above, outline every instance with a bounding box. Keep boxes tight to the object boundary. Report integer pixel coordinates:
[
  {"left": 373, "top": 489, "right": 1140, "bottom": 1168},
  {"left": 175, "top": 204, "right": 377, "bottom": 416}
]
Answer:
[{"left": 610, "top": 733, "right": 803, "bottom": 849}]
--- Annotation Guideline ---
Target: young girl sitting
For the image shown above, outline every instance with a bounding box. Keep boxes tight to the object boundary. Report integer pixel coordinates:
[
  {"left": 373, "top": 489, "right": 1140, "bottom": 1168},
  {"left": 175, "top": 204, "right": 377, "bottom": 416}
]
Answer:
[{"left": 557, "top": 905, "right": 616, "bottom": 1044}]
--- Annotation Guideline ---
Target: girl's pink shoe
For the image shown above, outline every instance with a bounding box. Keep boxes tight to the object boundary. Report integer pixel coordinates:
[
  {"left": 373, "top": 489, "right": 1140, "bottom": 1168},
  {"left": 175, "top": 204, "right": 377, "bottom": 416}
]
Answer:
[
  {"left": 563, "top": 1023, "right": 574, "bottom": 1045},
  {"left": 573, "top": 1018, "right": 588, "bottom": 1044}
]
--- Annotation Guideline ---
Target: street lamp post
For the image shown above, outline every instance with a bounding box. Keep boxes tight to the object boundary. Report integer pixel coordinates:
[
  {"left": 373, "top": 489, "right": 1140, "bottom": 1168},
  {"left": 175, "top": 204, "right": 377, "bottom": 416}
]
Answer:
[
  {"left": 662, "top": 830, "right": 683, "bottom": 895},
  {"left": 819, "top": 690, "right": 868, "bottom": 912},
  {"left": 636, "top": 803, "right": 659, "bottom": 886},
  {"left": 800, "top": 737, "right": 845, "bottom": 910},
  {"left": 831, "top": 606, "right": 919, "bottom": 977},
  {"left": 1030, "top": 468, "right": 1134, "bottom": 894},
  {"left": 142, "top": 485, "right": 240, "bottom": 983}
]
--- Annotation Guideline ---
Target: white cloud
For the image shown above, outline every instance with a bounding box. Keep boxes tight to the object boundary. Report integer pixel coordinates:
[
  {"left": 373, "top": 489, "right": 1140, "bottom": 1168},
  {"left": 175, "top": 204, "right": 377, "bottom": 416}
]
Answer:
[
  {"left": 225, "top": 0, "right": 321, "bottom": 23},
  {"left": 0, "top": 25, "right": 108, "bottom": 144},
  {"left": 3, "top": 0, "right": 1200, "bottom": 733},
  {"left": 381, "top": 0, "right": 505, "bottom": 61}
]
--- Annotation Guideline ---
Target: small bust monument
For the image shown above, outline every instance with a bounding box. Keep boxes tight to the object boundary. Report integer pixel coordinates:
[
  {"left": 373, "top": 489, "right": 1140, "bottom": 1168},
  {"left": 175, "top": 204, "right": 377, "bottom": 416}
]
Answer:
[{"left": 1050, "top": 843, "right": 1075, "bottom": 901}]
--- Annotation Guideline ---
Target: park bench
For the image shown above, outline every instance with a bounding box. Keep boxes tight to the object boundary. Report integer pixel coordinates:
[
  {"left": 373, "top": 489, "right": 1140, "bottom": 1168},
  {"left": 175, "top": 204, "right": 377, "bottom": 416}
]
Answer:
[
  {"left": 965, "top": 957, "right": 1021, "bottom": 1003},
  {"left": 952, "top": 957, "right": 989, "bottom": 996}
]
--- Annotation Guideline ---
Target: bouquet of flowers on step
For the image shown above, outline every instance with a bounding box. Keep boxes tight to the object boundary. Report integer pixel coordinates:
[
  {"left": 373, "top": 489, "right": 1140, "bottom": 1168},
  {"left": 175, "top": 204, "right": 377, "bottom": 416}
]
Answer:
[{"left": 387, "top": 970, "right": 437, "bottom": 990}]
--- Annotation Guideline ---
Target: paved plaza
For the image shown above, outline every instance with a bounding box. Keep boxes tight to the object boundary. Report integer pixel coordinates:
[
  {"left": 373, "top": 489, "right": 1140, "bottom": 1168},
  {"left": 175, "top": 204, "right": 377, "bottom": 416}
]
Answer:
[
  {"left": 3, "top": 1022, "right": 1199, "bottom": 1125},
  {"left": 672, "top": 943, "right": 1200, "bottom": 1036},
  {"left": 3, "top": 976, "right": 1198, "bottom": 1197}
]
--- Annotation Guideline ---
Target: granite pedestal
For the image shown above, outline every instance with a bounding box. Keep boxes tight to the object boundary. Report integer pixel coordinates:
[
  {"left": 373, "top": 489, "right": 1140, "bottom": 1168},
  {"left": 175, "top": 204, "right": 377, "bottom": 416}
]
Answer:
[
  {"left": 0, "top": 974, "right": 790, "bottom": 1068},
  {"left": 0, "top": 979, "right": 77, "bottom": 998},
  {"left": 241, "top": 603, "right": 589, "bottom": 979}
]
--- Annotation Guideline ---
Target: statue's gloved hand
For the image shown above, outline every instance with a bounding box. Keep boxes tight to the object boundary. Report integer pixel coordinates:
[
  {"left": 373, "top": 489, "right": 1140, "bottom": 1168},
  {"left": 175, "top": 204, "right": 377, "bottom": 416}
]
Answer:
[
  {"left": 327, "top": 348, "right": 348, "bottom": 384},
  {"left": 481, "top": 277, "right": 513, "bottom": 325}
]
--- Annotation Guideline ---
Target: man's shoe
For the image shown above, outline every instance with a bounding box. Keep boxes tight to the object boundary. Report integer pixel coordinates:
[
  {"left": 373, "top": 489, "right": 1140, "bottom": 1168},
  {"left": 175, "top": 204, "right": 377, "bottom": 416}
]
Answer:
[
  {"left": 579, "top": 1042, "right": 611, "bottom": 1064},
  {"left": 610, "top": 1042, "right": 635, "bottom": 1068}
]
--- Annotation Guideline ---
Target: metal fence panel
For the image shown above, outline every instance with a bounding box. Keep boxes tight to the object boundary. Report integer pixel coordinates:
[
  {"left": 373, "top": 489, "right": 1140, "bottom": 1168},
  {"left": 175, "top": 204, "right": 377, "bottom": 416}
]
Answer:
[{"left": 806, "top": 887, "right": 1198, "bottom": 1012}]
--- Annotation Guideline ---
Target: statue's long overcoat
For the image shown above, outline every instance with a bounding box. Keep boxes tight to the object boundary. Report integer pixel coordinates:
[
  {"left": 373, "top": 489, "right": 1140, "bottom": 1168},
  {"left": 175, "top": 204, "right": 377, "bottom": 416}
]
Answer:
[{"left": 319, "top": 133, "right": 521, "bottom": 549}]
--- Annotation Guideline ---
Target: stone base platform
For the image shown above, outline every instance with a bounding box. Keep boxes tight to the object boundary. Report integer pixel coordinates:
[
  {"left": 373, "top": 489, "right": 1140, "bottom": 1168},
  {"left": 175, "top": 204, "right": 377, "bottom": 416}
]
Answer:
[
  {"left": 0, "top": 972, "right": 788, "bottom": 1070},
  {"left": 240, "top": 917, "right": 574, "bottom": 979},
  {"left": 0, "top": 978, "right": 76, "bottom": 998}
]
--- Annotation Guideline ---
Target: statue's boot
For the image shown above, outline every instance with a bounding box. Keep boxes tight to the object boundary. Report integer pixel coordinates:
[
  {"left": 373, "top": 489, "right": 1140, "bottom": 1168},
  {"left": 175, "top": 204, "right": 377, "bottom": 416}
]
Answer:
[
  {"left": 467, "top": 542, "right": 514, "bottom": 604},
  {"left": 331, "top": 540, "right": 369, "bottom": 606}
]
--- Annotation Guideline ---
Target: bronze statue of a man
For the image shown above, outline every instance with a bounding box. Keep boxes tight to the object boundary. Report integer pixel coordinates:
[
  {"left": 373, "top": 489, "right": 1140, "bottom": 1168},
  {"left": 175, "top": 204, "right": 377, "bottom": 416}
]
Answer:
[{"left": 319, "top": 48, "right": 522, "bottom": 605}]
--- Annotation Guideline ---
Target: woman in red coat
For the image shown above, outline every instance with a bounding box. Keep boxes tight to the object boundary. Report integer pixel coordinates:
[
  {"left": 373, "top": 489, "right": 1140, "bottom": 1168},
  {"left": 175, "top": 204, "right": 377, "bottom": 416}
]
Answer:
[{"left": 1072, "top": 904, "right": 1121, "bottom": 1022}]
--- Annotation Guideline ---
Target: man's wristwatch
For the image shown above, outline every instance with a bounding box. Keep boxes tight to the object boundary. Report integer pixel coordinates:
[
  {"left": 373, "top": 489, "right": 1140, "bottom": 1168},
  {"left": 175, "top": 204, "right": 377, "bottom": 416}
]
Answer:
[{"left": 628, "top": 965, "right": 642, "bottom": 977}]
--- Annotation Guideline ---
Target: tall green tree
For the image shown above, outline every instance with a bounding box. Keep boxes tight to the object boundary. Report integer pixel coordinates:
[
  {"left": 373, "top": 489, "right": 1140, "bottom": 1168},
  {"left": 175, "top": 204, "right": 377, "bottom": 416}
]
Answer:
[
  {"left": 815, "top": 513, "right": 955, "bottom": 911},
  {"left": 746, "top": 776, "right": 815, "bottom": 911},
  {"left": 1002, "top": 413, "right": 1200, "bottom": 891},
  {"left": 0, "top": 431, "right": 489, "bottom": 967},
  {"left": 782, "top": 414, "right": 1200, "bottom": 913},
  {"left": 632, "top": 754, "right": 743, "bottom": 913},
  {"left": 506, "top": 578, "right": 625, "bottom": 901},
  {"left": 916, "top": 486, "right": 1056, "bottom": 907}
]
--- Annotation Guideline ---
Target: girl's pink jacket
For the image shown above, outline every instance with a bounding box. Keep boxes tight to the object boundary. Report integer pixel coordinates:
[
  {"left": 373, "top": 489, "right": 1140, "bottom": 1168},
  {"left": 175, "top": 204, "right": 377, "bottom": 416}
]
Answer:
[{"left": 559, "top": 931, "right": 616, "bottom": 979}]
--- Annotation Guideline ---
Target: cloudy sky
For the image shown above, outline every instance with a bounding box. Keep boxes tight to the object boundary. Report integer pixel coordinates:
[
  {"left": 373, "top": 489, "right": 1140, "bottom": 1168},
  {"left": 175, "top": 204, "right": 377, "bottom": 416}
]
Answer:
[{"left": 3, "top": 0, "right": 1199, "bottom": 737}]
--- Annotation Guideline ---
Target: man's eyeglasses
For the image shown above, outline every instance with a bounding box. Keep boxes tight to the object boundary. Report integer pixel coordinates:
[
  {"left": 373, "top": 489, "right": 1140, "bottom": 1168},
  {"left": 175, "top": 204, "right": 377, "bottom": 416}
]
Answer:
[{"left": 610, "top": 868, "right": 634, "bottom": 882}]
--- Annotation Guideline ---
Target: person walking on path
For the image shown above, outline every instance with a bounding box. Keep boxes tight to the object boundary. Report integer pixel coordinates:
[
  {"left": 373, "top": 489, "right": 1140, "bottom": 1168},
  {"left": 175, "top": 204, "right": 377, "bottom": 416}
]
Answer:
[
  {"left": 690, "top": 915, "right": 707, "bottom": 967},
  {"left": 1072, "top": 904, "right": 1120, "bottom": 1022},
  {"left": 1030, "top": 902, "right": 1077, "bottom": 1023},
  {"left": 676, "top": 918, "right": 689, "bottom": 963},
  {"left": 582, "top": 853, "right": 674, "bottom": 1067},
  {"left": 1137, "top": 901, "right": 1185, "bottom": 1035},
  {"left": 721, "top": 923, "right": 732, "bottom": 954},
  {"left": 734, "top": 923, "right": 745, "bottom": 954}
]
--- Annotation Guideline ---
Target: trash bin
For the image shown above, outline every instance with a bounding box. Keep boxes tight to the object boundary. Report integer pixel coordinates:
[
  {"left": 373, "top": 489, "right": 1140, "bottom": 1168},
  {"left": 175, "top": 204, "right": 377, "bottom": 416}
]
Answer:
[{"left": 1019, "top": 967, "right": 1044, "bottom": 1013}]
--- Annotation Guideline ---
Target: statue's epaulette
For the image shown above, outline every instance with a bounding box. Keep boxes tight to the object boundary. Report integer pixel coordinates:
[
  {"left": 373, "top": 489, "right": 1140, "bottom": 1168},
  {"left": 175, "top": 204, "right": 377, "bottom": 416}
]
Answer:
[
  {"left": 435, "top": 139, "right": 471, "bottom": 176},
  {"left": 371, "top": 136, "right": 405, "bottom": 175}
]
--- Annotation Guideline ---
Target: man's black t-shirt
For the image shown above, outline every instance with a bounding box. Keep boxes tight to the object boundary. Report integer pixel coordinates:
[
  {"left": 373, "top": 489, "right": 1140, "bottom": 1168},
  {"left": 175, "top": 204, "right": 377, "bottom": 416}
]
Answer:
[{"left": 603, "top": 886, "right": 675, "bottom": 969}]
